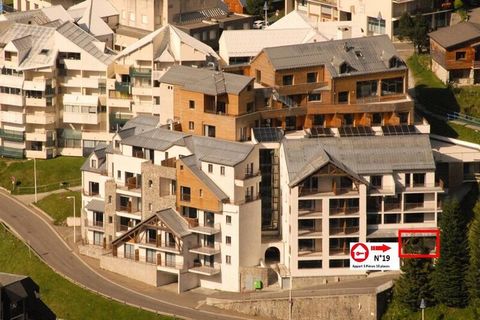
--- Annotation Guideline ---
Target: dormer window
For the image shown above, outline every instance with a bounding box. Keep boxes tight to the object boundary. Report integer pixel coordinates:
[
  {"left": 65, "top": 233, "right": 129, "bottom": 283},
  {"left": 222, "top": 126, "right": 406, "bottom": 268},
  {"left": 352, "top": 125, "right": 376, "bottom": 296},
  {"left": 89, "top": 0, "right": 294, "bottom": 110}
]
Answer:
[
  {"left": 91, "top": 159, "right": 97, "bottom": 168},
  {"left": 389, "top": 56, "right": 404, "bottom": 68},
  {"left": 339, "top": 62, "right": 354, "bottom": 74}
]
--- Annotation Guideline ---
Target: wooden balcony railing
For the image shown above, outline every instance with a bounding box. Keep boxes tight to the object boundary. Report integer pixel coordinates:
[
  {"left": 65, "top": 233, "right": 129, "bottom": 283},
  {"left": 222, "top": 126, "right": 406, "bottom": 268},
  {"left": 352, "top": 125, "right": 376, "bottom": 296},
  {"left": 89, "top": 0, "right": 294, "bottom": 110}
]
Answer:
[
  {"left": 161, "top": 157, "right": 176, "bottom": 168},
  {"left": 330, "top": 207, "right": 359, "bottom": 216}
]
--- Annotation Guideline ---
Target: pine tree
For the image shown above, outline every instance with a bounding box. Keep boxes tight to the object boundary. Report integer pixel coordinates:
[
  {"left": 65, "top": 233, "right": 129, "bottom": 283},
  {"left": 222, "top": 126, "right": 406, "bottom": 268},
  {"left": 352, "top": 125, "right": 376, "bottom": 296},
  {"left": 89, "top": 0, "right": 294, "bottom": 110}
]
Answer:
[
  {"left": 394, "top": 243, "right": 435, "bottom": 310},
  {"left": 467, "top": 201, "right": 480, "bottom": 301},
  {"left": 397, "top": 12, "right": 414, "bottom": 42},
  {"left": 432, "top": 199, "right": 469, "bottom": 307},
  {"left": 246, "top": 0, "right": 272, "bottom": 17},
  {"left": 411, "top": 14, "right": 429, "bottom": 54}
]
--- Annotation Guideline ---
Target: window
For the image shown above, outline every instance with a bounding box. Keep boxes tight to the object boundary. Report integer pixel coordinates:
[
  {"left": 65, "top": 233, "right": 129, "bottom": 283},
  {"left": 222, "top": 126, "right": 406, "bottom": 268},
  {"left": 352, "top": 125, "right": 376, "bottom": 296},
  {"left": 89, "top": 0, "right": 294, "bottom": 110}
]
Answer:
[
  {"left": 226, "top": 236, "right": 231, "bottom": 245},
  {"left": 91, "top": 159, "right": 97, "bottom": 168},
  {"left": 199, "top": 189, "right": 203, "bottom": 197},
  {"left": 189, "top": 121, "right": 194, "bottom": 130},
  {"left": 124, "top": 244, "right": 135, "bottom": 259},
  {"left": 399, "top": 112, "right": 409, "bottom": 124},
  {"left": 372, "top": 113, "right": 382, "bottom": 126},
  {"left": 93, "top": 231, "right": 103, "bottom": 246},
  {"left": 180, "top": 186, "right": 191, "bottom": 202},
  {"left": 247, "top": 102, "right": 254, "bottom": 113},
  {"left": 209, "top": 29, "right": 216, "bottom": 40},
  {"left": 340, "top": 62, "right": 354, "bottom": 74},
  {"left": 226, "top": 215, "right": 232, "bottom": 224},
  {"left": 371, "top": 175, "right": 382, "bottom": 188},
  {"left": 220, "top": 166, "right": 225, "bottom": 175},
  {"left": 381, "top": 77, "right": 404, "bottom": 96},
  {"left": 149, "top": 203, "right": 152, "bottom": 211},
  {"left": 255, "top": 70, "right": 261, "bottom": 82},
  {"left": 367, "top": 16, "right": 385, "bottom": 34},
  {"left": 356, "top": 80, "right": 378, "bottom": 98},
  {"left": 298, "top": 260, "right": 322, "bottom": 269},
  {"left": 108, "top": 195, "right": 112, "bottom": 204},
  {"left": 189, "top": 100, "right": 195, "bottom": 109},
  {"left": 226, "top": 255, "right": 231, "bottom": 264},
  {"left": 338, "top": 91, "right": 349, "bottom": 104},
  {"left": 307, "top": 72, "right": 317, "bottom": 83},
  {"left": 308, "top": 93, "right": 321, "bottom": 101},
  {"left": 141, "top": 15, "right": 148, "bottom": 24},
  {"left": 456, "top": 51, "right": 466, "bottom": 60},
  {"left": 343, "top": 114, "right": 354, "bottom": 126},
  {"left": 313, "top": 114, "right": 324, "bottom": 126},
  {"left": 208, "top": 164, "right": 213, "bottom": 173},
  {"left": 413, "top": 173, "right": 426, "bottom": 187},
  {"left": 146, "top": 248, "right": 155, "bottom": 263},
  {"left": 108, "top": 216, "right": 113, "bottom": 223},
  {"left": 282, "top": 75, "right": 293, "bottom": 85},
  {"left": 117, "top": 170, "right": 121, "bottom": 179},
  {"left": 148, "top": 180, "right": 153, "bottom": 188}
]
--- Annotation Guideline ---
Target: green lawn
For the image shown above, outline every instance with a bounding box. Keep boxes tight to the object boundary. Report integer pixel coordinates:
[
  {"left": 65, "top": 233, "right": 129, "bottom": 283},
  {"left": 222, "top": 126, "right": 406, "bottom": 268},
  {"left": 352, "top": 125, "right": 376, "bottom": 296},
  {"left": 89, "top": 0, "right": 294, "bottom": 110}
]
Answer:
[
  {"left": 0, "top": 156, "right": 85, "bottom": 194},
  {"left": 0, "top": 225, "right": 172, "bottom": 320},
  {"left": 408, "top": 54, "right": 480, "bottom": 144},
  {"left": 36, "top": 191, "right": 82, "bottom": 225}
]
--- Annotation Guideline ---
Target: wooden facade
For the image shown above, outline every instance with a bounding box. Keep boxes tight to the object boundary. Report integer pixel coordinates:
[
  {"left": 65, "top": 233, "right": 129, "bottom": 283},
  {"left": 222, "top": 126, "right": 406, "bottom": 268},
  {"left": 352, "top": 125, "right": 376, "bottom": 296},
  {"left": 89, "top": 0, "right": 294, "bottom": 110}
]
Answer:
[
  {"left": 223, "top": 0, "right": 246, "bottom": 14},
  {"left": 430, "top": 38, "right": 480, "bottom": 71}
]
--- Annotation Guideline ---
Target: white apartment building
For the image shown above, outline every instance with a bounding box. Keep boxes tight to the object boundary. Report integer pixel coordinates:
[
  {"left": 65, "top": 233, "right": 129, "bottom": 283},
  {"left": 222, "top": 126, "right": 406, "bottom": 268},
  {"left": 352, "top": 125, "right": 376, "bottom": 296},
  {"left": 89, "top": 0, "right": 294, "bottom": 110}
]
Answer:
[
  {"left": 0, "top": 21, "right": 115, "bottom": 158},
  {"left": 279, "top": 135, "right": 443, "bottom": 277},
  {"left": 286, "top": 0, "right": 453, "bottom": 38},
  {"left": 81, "top": 116, "right": 263, "bottom": 293},
  {"left": 107, "top": 24, "right": 219, "bottom": 131}
]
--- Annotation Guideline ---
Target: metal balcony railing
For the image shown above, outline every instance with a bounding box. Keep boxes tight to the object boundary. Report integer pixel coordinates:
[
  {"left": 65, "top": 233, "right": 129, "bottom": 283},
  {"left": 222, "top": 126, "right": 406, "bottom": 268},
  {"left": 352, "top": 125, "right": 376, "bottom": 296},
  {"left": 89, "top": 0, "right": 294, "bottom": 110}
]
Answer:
[
  {"left": 130, "top": 67, "right": 152, "bottom": 78},
  {"left": 114, "top": 81, "right": 131, "bottom": 94},
  {"left": 0, "top": 129, "right": 24, "bottom": 142}
]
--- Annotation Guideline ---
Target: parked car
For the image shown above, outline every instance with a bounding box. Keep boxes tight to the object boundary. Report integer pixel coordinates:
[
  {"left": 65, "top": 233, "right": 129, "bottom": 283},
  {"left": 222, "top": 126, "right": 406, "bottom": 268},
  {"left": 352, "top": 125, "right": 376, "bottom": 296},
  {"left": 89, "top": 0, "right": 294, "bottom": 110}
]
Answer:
[{"left": 253, "top": 20, "right": 264, "bottom": 29}]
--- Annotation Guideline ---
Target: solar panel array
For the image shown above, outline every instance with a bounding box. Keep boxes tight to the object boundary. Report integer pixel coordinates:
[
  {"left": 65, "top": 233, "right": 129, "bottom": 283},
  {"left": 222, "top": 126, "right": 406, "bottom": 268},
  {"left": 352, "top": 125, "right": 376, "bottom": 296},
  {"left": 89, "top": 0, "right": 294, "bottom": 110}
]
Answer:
[
  {"left": 309, "top": 127, "right": 334, "bottom": 138},
  {"left": 381, "top": 125, "right": 417, "bottom": 136},
  {"left": 338, "top": 126, "right": 374, "bottom": 137},
  {"left": 252, "top": 127, "right": 284, "bottom": 142}
]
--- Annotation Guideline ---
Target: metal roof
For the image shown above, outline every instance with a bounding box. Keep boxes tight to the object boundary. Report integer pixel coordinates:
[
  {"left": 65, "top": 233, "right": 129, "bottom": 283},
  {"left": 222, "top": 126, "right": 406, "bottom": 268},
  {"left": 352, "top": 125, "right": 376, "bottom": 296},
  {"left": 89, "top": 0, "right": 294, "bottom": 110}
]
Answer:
[
  {"left": 85, "top": 199, "right": 105, "bottom": 212},
  {"left": 121, "top": 127, "right": 187, "bottom": 151},
  {"left": 429, "top": 21, "right": 480, "bottom": 49},
  {"left": 159, "top": 65, "right": 253, "bottom": 95},
  {"left": 157, "top": 208, "right": 191, "bottom": 238},
  {"left": 259, "top": 35, "right": 405, "bottom": 77},
  {"left": 283, "top": 135, "right": 436, "bottom": 187}
]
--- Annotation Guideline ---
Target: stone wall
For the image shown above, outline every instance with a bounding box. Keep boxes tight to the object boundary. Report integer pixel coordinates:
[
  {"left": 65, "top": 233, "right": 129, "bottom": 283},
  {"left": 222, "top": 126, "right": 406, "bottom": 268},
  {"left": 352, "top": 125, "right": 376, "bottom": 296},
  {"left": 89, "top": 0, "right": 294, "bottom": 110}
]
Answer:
[
  {"left": 239, "top": 266, "right": 269, "bottom": 292},
  {"left": 141, "top": 161, "right": 176, "bottom": 219},
  {"left": 104, "top": 180, "right": 116, "bottom": 248},
  {"left": 207, "top": 293, "right": 380, "bottom": 320}
]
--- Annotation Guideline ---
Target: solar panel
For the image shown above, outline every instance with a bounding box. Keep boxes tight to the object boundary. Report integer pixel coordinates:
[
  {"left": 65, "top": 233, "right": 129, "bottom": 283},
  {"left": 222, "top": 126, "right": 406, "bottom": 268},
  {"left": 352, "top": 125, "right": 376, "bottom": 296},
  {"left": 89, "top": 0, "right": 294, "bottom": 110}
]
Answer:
[
  {"left": 338, "top": 126, "right": 374, "bottom": 137},
  {"left": 381, "top": 125, "right": 417, "bottom": 136},
  {"left": 309, "top": 127, "right": 334, "bottom": 138},
  {"left": 252, "top": 127, "right": 284, "bottom": 142}
]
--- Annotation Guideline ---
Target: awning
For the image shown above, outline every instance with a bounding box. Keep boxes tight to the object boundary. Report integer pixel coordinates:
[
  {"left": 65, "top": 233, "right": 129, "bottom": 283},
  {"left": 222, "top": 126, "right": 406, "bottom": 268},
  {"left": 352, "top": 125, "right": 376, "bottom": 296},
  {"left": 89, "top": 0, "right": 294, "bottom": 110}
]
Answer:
[
  {"left": 23, "top": 80, "right": 46, "bottom": 91},
  {"left": 85, "top": 199, "right": 105, "bottom": 212},
  {"left": 63, "top": 94, "right": 98, "bottom": 106}
]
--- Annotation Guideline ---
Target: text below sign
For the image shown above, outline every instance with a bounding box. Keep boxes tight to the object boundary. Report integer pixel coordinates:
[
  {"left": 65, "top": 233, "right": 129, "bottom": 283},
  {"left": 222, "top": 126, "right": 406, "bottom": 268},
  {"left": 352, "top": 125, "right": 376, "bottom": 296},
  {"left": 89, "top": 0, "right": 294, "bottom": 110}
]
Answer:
[{"left": 349, "top": 242, "right": 399, "bottom": 270}]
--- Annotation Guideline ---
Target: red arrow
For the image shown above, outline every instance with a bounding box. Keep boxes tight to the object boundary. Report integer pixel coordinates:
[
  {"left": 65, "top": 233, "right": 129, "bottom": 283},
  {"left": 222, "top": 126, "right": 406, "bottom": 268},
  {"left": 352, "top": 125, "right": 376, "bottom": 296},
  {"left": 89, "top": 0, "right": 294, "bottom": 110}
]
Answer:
[{"left": 371, "top": 244, "right": 391, "bottom": 252}]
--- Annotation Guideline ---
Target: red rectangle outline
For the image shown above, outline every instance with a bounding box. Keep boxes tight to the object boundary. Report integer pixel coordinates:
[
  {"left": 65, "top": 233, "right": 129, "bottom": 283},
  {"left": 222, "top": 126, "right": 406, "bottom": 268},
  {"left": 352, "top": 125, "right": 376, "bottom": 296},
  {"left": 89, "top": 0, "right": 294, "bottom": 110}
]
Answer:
[{"left": 398, "top": 229, "right": 440, "bottom": 259}]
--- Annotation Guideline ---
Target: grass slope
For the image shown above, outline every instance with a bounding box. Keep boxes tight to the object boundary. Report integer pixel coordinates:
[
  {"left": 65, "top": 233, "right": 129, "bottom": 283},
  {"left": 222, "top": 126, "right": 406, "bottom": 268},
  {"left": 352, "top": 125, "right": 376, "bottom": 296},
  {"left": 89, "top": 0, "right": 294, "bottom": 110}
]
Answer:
[
  {"left": 36, "top": 191, "right": 82, "bottom": 225},
  {"left": 0, "top": 225, "right": 171, "bottom": 320}
]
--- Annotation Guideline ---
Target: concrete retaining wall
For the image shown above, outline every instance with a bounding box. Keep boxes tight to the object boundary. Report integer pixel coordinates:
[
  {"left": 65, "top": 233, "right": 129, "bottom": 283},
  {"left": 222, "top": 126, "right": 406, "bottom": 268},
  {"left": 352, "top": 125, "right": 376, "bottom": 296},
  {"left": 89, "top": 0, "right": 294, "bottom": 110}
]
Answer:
[{"left": 100, "top": 255, "right": 159, "bottom": 286}]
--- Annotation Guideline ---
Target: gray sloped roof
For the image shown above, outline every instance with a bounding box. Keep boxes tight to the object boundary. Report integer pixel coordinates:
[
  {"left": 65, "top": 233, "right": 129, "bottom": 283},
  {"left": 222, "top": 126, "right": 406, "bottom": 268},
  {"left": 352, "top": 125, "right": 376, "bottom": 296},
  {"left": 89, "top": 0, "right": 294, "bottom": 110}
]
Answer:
[
  {"left": 157, "top": 208, "right": 191, "bottom": 237},
  {"left": 121, "top": 127, "right": 187, "bottom": 150},
  {"left": 260, "top": 35, "right": 404, "bottom": 77},
  {"left": 0, "top": 273, "right": 27, "bottom": 287},
  {"left": 429, "top": 21, "right": 480, "bottom": 49},
  {"left": 189, "top": 135, "right": 254, "bottom": 166},
  {"left": 181, "top": 155, "right": 229, "bottom": 201},
  {"left": 283, "top": 135, "right": 435, "bottom": 187},
  {"left": 159, "top": 65, "right": 253, "bottom": 95},
  {"left": 85, "top": 199, "right": 105, "bottom": 212}
]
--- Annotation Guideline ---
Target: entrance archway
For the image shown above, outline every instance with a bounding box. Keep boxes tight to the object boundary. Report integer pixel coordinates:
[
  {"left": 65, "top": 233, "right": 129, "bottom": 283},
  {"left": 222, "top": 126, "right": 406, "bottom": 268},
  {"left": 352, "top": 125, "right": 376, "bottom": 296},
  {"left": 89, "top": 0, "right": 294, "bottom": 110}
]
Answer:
[{"left": 265, "top": 247, "right": 281, "bottom": 264}]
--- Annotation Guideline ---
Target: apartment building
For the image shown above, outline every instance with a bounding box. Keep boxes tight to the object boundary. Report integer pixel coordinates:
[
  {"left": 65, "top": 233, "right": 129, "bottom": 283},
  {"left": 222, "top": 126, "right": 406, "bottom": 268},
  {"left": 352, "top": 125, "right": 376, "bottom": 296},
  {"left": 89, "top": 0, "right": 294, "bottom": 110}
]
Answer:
[
  {"left": 158, "top": 65, "right": 259, "bottom": 141},
  {"left": 279, "top": 135, "right": 443, "bottom": 277},
  {"left": 429, "top": 21, "right": 480, "bottom": 85},
  {"left": 286, "top": 0, "right": 453, "bottom": 38},
  {"left": 0, "top": 22, "right": 114, "bottom": 158},
  {"left": 248, "top": 35, "right": 414, "bottom": 131},
  {"left": 81, "top": 116, "right": 263, "bottom": 292},
  {"left": 107, "top": 24, "right": 219, "bottom": 131}
]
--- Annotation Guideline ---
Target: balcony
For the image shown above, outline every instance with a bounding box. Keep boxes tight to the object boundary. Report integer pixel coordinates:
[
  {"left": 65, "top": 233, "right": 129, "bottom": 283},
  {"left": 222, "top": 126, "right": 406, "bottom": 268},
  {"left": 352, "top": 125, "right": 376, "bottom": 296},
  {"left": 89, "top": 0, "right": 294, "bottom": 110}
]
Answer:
[
  {"left": 404, "top": 202, "right": 436, "bottom": 212},
  {"left": 25, "top": 131, "right": 49, "bottom": 142},
  {"left": 184, "top": 217, "right": 198, "bottom": 228},
  {"left": 299, "top": 187, "right": 359, "bottom": 197},
  {"left": 0, "top": 129, "right": 24, "bottom": 142},
  {"left": 109, "top": 97, "right": 132, "bottom": 109},
  {"left": 189, "top": 243, "right": 221, "bottom": 256},
  {"left": 329, "top": 206, "right": 359, "bottom": 216},
  {"left": 190, "top": 223, "right": 221, "bottom": 235},
  {"left": 115, "top": 81, "right": 131, "bottom": 94},
  {"left": 26, "top": 97, "right": 48, "bottom": 107},
  {"left": 131, "top": 86, "right": 152, "bottom": 96},
  {"left": 298, "top": 208, "right": 322, "bottom": 218},
  {"left": 1, "top": 111, "right": 25, "bottom": 124},
  {"left": 83, "top": 190, "right": 100, "bottom": 197},
  {"left": 188, "top": 265, "right": 221, "bottom": 276},
  {"left": 0, "top": 93, "right": 25, "bottom": 106},
  {"left": 298, "top": 249, "right": 322, "bottom": 258},
  {"left": 157, "top": 242, "right": 181, "bottom": 254},
  {"left": 118, "top": 204, "right": 140, "bottom": 214},
  {"left": 62, "top": 76, "right": 100, "bottom": 88},
  {"left": 329, "top": 226, "right": 360, "bottom": 236},
  {"left": 404, "top": 181, "right": 444, "bottom": 192},
  {"left": 87, "top": 220, "right": 104, "bottom": 229},
  {"left": 298, "top": 228, "right": 322, "bottom": 238},
  {"left": 25, "top": 148, "right": 54, "bottom": 159},
  {"left": 329, "top": 247, "right": 350, "bottom": 256},
  {"left": 384, "top": 202, "right": 402, "bottom": 212},
  {"left": 26, "top": 113, "right": 55, "bottom": 125},
  {"left": 157, "top": 260, "right": 184, "bottom": 270},
  {"left": 130, "top": 67, "right": 152, "bottom": 78},
  {"left": 0, "top": 146, "right": 23, "bottom": 158},
  {"left": 161, "top": 157, "right": 176, "bottom": 168},
  {"left": 63, "top": 111, "right": 99, "bottom": 125}
]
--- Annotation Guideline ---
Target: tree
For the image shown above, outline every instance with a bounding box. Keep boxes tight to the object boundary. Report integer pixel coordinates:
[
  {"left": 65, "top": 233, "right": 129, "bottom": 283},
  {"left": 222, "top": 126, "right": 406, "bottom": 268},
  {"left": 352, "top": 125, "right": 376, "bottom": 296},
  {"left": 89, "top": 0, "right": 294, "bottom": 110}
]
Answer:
[
  {"left": 246, "top": 0, "right": 272, "bottom": 17},
  {"left": 394, "top": 243, "right": 435, "bottom": 310},
  {"left": 411, "top": 14, "right": 429, "bottom": 53},
  {"left": 454, "top": 0, "right": 465, "bottom": 10},
  {"left": 467, "top": 201, "right": 480, "bottom": 301},
  {"left": 397, "top": 12, "right": 414, "bottom": 42},
  {"left": 432, "top": 199, "right": 469, "bottom": 307}
]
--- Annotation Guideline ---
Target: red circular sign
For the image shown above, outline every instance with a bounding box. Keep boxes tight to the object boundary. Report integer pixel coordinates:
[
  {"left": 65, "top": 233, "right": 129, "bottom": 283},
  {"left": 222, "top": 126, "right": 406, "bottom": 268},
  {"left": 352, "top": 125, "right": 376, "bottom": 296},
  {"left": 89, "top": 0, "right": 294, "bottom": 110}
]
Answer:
[{"left": 351, "top": 243, "right": 369, "bottom": 262}]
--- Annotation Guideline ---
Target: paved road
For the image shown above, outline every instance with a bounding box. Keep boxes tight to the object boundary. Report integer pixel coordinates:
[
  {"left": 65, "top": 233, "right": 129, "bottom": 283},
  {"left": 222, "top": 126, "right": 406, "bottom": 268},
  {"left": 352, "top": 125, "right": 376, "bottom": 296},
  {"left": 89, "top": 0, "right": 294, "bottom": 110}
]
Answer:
[{"left": 0, "top": 191, "right": 252, "bottom": 320}]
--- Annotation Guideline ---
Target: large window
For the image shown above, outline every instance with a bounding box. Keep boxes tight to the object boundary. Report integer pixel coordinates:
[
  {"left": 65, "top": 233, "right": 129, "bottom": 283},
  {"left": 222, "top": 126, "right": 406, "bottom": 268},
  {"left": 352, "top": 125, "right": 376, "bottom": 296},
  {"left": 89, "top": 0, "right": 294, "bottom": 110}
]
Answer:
[
  {"left": 124, "top": 244, "right": 135, "bottom": 259},
  {"left": 282, "top": 75, "right": 293, "bottom": 85},
  {"left": 307, "top": 72, "right": 317, "bottom": 83},
  {"left": 367, "top": 16, "right": 385, "bottom": 34},
  {"left": 146, "top": 248, "right": 156, "bottom": 264},
  {"left": 338, "top": 91, "right": 349, "bottom": 104},
  {"left": 456, "top": 51, "right": 466, "bottom": 60},
  {"left": 356, "top": 80, "right": 378, "bottom": 98},
  {"left": 93, "top": 231, "right": 103, "bottom": 246},
  {"left": 381, "top": 77, "right": 404, "bottom": 96}
]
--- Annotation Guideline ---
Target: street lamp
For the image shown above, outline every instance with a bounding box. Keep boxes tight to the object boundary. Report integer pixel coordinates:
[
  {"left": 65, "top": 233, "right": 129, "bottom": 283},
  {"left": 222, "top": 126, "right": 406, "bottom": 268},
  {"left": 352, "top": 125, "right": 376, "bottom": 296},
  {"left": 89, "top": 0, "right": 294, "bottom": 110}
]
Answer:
[
  {"left": 420, "top": 298, "right": 426, "bottom": 320},
  {"left": 67, "top": 196, "right": 76, "bottom": 244},
  {"left": 263, "top": 1, "right": 269, "bottom": 28}
]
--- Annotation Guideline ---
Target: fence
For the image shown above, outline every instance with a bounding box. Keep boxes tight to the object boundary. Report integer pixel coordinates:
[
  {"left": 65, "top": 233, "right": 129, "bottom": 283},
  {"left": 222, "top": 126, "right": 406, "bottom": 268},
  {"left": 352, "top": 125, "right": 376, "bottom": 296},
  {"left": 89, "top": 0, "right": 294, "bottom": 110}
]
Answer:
[
  {"left": 447, "top": 112, "right": 480, "bottom": 127},
  {"left": 12, "top": 178, "right": 81, "bottom": 195}
]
